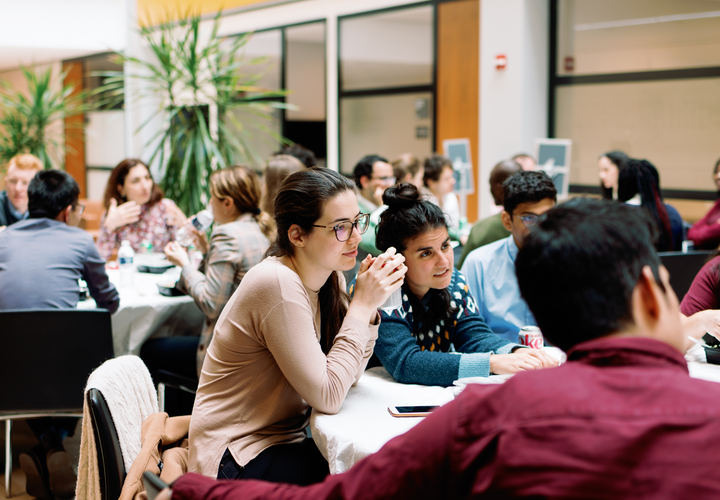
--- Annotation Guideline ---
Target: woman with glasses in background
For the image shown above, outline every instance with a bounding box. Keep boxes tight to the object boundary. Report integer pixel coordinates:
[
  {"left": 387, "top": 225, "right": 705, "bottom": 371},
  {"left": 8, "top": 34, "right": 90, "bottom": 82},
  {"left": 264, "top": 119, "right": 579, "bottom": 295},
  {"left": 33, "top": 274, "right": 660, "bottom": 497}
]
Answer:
[
  {"left": 189, "top": 168, "right": 407, "bottom": 486},
  {"left": 362, "top": 180, "right": 557, "bottom": 387}
]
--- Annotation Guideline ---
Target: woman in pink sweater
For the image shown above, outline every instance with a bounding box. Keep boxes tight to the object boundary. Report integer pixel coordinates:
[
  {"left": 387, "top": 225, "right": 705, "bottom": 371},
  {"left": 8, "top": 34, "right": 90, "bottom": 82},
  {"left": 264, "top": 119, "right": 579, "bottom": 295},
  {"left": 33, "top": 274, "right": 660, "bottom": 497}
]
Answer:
[{"left": 188, "top": 168, "right": 407, "bottom": 485}]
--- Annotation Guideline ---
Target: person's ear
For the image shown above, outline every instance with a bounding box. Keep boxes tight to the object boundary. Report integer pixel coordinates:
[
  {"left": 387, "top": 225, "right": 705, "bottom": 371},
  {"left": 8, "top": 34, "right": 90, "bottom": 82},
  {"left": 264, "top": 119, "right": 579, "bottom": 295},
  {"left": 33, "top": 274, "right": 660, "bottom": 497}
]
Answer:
[
  {"left": 501, "top": 210, "right": 513, "bottom": 231},
  {"left": 117, "top": 184, "right": 125, "bottom": 198},
  {"left": 631, "top": 266, "right": 663, "bottom": 332},
  {"left": 359, "top": 176, "right": 370, "bottom": 189},
  {"left": 57, "top": 205, "right": 72, "bottom": 224},
  {"left": 221, "top": 197, "right": 233, "bottom": 213},
  {"left": 287, "top": 224, "right": 306, "bottom": 248}
]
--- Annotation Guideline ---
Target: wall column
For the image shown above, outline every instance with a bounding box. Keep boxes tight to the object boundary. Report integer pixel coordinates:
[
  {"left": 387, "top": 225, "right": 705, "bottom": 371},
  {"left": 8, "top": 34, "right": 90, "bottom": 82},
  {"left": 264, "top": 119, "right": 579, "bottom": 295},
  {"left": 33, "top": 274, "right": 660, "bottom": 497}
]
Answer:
[
  {"left": 479, "top": 0, "right": 548, "bottom": 219},
  {"left": 436, "top": 0, "right": 480, "bottom": 222}
]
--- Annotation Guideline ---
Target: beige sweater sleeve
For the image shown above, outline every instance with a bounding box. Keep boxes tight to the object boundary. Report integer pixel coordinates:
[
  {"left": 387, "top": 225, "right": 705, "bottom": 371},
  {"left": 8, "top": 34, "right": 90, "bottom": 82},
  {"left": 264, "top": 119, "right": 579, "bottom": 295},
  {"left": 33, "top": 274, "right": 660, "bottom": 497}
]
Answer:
[{"left": 257, "top": 271, "right": 378, "bottom": 415}]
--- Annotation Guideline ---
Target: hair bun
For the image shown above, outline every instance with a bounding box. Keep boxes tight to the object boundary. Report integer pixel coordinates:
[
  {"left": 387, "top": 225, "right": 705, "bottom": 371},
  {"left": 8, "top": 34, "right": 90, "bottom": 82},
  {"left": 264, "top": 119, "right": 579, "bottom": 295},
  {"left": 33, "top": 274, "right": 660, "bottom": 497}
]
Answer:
[{"left": 382, "top": 182, "right": 420, "bottom": 209}]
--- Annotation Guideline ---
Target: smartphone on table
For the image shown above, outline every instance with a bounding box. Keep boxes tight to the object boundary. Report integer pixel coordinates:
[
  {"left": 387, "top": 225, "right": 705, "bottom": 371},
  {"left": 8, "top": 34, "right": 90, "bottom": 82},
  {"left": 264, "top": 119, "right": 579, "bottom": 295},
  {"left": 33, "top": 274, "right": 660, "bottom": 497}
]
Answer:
[{"left": 388, "top": 405, "right": 439, "bottom": 417}]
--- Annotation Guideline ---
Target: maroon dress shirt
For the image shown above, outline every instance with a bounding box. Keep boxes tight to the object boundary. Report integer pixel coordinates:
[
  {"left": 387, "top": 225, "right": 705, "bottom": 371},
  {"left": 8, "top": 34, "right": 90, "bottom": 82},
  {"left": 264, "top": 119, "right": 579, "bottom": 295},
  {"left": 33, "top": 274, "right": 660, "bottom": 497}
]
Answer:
[
  {"left": 172, "top": 337, "right": 720, "bottom": 499},
  {"left": 680, "top": 255, "right": 720, "bottom": 315},
  {"left": 688, "top": 199, "right": 720, "bottom": 249}
]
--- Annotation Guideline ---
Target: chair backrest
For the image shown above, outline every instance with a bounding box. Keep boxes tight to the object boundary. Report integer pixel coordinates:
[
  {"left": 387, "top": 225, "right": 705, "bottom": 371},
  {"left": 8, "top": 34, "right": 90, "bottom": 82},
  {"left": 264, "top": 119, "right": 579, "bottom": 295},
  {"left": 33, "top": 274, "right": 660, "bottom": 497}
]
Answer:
[
  {"left": 0, "top": 309, "right": 113, "bottom": 414},
  {"left": 87, "top": 388, "right": 125, "bottom": 500},
  {"left": 659, "top": 251, "right": 712, "bottom": 302}
]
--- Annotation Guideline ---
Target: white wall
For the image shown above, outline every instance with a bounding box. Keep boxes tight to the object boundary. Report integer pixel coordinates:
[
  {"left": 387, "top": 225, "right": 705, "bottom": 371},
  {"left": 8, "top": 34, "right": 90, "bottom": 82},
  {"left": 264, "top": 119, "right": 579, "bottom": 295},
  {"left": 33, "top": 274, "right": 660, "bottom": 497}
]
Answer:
[
  {"left": 0, "top": 0, "right": 127, "bottom": 71},
  {"left": 479, "top": 0, "right": 549, "bottom": 218}
]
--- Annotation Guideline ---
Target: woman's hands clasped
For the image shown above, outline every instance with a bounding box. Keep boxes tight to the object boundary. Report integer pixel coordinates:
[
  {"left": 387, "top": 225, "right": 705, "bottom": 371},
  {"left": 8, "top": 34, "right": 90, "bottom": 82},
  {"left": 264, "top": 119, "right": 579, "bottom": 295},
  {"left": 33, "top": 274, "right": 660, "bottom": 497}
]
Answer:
[{"left": 347, "top": 247, "right": 408, "bottom": 324}]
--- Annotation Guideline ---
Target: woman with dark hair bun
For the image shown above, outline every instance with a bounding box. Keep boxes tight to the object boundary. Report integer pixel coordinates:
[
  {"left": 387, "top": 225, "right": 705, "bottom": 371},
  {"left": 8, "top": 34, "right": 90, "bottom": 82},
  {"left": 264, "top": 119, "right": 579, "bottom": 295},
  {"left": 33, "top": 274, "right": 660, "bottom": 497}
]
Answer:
[
  {"left": 189, "top": 168, "right": 406, "bottom": 485},
  {"left": 618, "top": 159, "right": 683, "bottom": 252},
  {"left": 360, "top": 182, "right": 557, "bottom": 387},
  {"left": 598, "top": 150, "right": 629, "bottom": 200}
]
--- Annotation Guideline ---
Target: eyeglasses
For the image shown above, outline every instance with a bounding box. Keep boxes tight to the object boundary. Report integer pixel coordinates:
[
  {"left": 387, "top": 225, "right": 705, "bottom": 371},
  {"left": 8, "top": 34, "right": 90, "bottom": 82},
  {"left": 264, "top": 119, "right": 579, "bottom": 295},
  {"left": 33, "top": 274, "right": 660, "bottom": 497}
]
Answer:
[
  {"left": 372, "top": 176, "right": 396, "bottom": 185},
  {"left": 313, "top": 213, "right": 370, "bottom": 242},
  {"left": 515, "top": 214, "right": 539, "bottom": 228},
  {"left": 74, "top": 204, "right": 86, "bottom": 216}
]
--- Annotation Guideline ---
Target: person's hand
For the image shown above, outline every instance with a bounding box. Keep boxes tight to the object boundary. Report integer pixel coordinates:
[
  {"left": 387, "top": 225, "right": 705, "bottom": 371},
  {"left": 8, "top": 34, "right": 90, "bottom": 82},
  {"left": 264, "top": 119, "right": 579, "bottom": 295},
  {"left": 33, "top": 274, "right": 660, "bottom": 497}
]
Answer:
[
  {"left": 164, "top": 242, "right": 190, "bottom": 267},
  {"left": 682, "top": 310, "right": 720, "bottom": 350},
  {"left": 104, "top": 199, "right": 141, "bottom": 231},
  {"left": 373, "top": 186, "right": 385, "bottom": 207},
  {"left": 189, "top": 226, "right": 209, "bottom": 254},
  {"left": 490, "top": 348, "right": 558, "bottom": 375},
  {"left": 163, "top": 199, "right": 187, "bottom": 228},
  {"left": 349, "top": 247, "right": 407, "bottom": 319},
  {"left": 156, "top": 488, "right": 172, "bottom": 500}
]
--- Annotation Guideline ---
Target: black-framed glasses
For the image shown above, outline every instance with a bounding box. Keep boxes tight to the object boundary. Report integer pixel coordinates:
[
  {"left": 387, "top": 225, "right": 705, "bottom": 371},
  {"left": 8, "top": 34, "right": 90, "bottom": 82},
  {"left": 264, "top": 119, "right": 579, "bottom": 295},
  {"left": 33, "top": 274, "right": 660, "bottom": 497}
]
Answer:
[
  {"left": 74, "top": 204, "right": 86, "bottom": 216},
  {"left": 515, "top": 214, "right": 539, "bottom": 228},
  {"left": 313, "top": 213, "right": 370, "bottom": 242}
]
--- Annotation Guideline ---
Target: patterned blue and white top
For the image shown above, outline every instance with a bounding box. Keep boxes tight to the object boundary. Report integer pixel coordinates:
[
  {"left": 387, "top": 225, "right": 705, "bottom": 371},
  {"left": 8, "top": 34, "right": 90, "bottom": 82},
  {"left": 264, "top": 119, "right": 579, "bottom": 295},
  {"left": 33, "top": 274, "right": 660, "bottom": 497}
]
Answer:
[{"left": 350, "top": 268, "right": 519, "bottom": 386}]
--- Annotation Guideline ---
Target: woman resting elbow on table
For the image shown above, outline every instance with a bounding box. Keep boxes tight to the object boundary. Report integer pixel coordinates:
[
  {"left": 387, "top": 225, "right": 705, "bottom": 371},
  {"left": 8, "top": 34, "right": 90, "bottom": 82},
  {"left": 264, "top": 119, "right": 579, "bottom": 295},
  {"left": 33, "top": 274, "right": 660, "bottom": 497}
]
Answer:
[
  {"left": 678, "top": 251, "right": 720, "bottom": 350},
  {"left": 141, "top": 166, "right": 273, "bottom": 379},
  {"left": 356, "top": 183, "right": 557, "bottom": 387},
  {"left": 97, "top": 159, "right": 185, "bottom": 259},
  {"left": 188, "top": 168, "right": 407, "bottom": 485}
]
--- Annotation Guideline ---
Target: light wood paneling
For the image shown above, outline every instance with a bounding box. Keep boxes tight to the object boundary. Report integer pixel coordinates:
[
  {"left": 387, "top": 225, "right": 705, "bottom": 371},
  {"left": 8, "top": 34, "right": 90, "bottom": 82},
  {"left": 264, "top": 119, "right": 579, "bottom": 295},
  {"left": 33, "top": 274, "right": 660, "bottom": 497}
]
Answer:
[
  {"left": 138, "top": 0, "right": 269, "bottom": 25},
  {"left": 436, "top": 0, "right": 480, "bottom": 222},
  {"left": 63, "top": 61, "right": 86, "bottom": 198}
]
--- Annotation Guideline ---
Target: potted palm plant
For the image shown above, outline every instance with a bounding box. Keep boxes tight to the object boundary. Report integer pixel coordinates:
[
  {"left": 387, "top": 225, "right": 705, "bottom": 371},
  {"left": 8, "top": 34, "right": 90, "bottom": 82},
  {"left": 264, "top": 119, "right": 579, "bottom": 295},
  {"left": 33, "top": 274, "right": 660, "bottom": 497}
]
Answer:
[
  {"left": 0, "top": 66, "right": 90, "bottom": 170},
  {"left": 99, "top": 12, "right": 290, "bottom": 215}
]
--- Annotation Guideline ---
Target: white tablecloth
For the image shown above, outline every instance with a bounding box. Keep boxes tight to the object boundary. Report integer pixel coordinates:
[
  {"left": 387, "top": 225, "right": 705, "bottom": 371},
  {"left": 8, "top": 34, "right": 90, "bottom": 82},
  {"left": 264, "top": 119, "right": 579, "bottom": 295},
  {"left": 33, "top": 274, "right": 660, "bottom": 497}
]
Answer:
[
  {"left": 78, "top": 262, "right": 204, "bottom": 356},
  {"left": 312, "top": 345, "right": 720, "bottom": 475},
  {"left": 310, "top": 366, "right": 455, "bottom": 474}
]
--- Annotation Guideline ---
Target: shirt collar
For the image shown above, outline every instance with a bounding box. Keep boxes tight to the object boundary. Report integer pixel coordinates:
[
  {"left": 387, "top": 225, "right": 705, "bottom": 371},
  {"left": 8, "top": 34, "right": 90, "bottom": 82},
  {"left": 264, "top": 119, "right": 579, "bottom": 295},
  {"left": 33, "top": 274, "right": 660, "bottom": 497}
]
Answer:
[
  {"left": 507, "top": 235, "right": 519, "bottom": 262},
  {"left": 566, "top": 336, "right": 689, "bottom": 374},
  {"left": 8, "top": 201, "right": 28, "bottom": 221}
]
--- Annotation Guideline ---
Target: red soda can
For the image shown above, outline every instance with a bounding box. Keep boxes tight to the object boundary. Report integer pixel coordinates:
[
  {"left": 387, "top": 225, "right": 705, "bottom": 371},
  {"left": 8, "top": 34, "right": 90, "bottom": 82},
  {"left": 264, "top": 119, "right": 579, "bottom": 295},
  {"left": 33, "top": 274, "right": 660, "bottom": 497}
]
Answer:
[{"left": 519, "top": 326, "right": 543, "bottom": 349}]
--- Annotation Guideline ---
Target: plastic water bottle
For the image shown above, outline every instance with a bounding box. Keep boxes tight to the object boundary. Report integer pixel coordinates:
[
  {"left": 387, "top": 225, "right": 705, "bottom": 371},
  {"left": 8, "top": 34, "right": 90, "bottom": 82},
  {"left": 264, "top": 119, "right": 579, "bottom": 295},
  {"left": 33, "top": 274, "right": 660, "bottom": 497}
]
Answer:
[
  {"left": 118, "top": 240, "right": 135, "bottom": 288},
  {"left": 176, "top": 209, "right": 214, "bottom": 247}
]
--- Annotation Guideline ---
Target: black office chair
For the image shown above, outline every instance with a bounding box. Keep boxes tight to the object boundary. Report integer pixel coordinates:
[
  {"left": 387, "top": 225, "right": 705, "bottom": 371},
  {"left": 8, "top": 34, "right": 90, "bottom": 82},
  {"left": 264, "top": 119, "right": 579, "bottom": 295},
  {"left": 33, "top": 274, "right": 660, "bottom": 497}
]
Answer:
[
  {"left": 659, "top": 251, "right": 712, "bottom": 302},
  {"left": 0, "top": 309, "right": 113, "bottom": 498},
  {"left": 87, "top": 388, "right": 125, "bottom": 500}
]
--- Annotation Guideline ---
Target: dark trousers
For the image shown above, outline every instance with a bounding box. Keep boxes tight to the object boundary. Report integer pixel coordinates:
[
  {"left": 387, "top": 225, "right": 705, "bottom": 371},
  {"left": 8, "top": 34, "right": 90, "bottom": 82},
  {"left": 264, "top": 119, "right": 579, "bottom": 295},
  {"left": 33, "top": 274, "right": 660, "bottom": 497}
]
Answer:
[
  {"left": 140, "top": 336, "right": 200, "bottom": 380},
  {"left": 217, "top": 439, "right": 329, "bottom": 486},
  {"left": 26, "top": 417, "right": 78, "bottom": 450},
  {"left": 140, "top": 336, "right": 200, "bottom": 416}
]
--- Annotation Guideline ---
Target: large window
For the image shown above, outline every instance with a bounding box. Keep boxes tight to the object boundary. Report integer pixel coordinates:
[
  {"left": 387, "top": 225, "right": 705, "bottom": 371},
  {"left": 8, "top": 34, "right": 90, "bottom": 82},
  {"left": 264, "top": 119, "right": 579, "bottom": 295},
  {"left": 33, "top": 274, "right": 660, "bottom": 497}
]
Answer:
[
  {"left": 339, "top": 5, "right": 435, "bottom": 174},
  {"left": 285, "top": 22, "right": 327, "bottom": 165},
  {"left": 553, "top": 0, "right": 720, "bottom": 196},
  {"left": 227, "top": 22, "right": 327, "bottom": 168}
]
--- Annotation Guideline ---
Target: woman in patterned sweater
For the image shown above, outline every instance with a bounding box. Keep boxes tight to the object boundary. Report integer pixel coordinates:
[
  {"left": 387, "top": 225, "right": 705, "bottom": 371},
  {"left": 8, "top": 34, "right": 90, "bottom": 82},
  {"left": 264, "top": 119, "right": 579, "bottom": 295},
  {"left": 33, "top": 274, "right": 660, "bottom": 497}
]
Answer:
[
  {"left": 97, "top": 158, "right": 186, "bottom": 259},
  {"left": 365, "top": 183, "right": 557, "bottom": 386}
]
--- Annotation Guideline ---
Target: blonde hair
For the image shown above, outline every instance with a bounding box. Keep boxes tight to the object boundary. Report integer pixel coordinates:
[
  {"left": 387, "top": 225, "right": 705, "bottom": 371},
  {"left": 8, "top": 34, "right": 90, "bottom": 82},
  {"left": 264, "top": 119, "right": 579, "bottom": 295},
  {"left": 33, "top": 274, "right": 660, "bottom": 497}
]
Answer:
[
  {"left": 210, "top": 165, "right": 275, "bottom": 241},
  {"left": 8, "top": 154, "right": 43, "bottom": 172},
  {"left": 261, "top": 154, "right": 305, "bottom": 217}
]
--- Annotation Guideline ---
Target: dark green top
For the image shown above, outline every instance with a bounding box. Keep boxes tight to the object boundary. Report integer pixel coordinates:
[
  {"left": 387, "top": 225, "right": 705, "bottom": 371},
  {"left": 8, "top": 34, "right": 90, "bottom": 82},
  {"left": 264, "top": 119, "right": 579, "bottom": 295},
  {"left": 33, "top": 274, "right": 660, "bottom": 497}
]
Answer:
[{"left": 457, "top": 213, "right": 510, "bottom": 268}]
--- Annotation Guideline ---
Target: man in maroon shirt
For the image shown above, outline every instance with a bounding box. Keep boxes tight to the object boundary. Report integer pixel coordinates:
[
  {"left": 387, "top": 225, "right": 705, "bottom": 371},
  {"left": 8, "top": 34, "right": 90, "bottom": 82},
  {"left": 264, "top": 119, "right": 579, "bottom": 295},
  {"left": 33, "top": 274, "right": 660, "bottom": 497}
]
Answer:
[{"left": 161, "top": 198, "right": 720, "bottom": 499}]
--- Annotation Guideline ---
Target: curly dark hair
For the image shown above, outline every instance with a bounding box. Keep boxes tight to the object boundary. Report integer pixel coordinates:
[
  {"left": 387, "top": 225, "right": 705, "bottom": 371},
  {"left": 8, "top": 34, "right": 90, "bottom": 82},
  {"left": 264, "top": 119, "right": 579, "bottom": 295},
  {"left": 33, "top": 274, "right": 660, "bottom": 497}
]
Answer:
[{"left": 376, "top": 182, "right": 458, "bottom": 334}]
